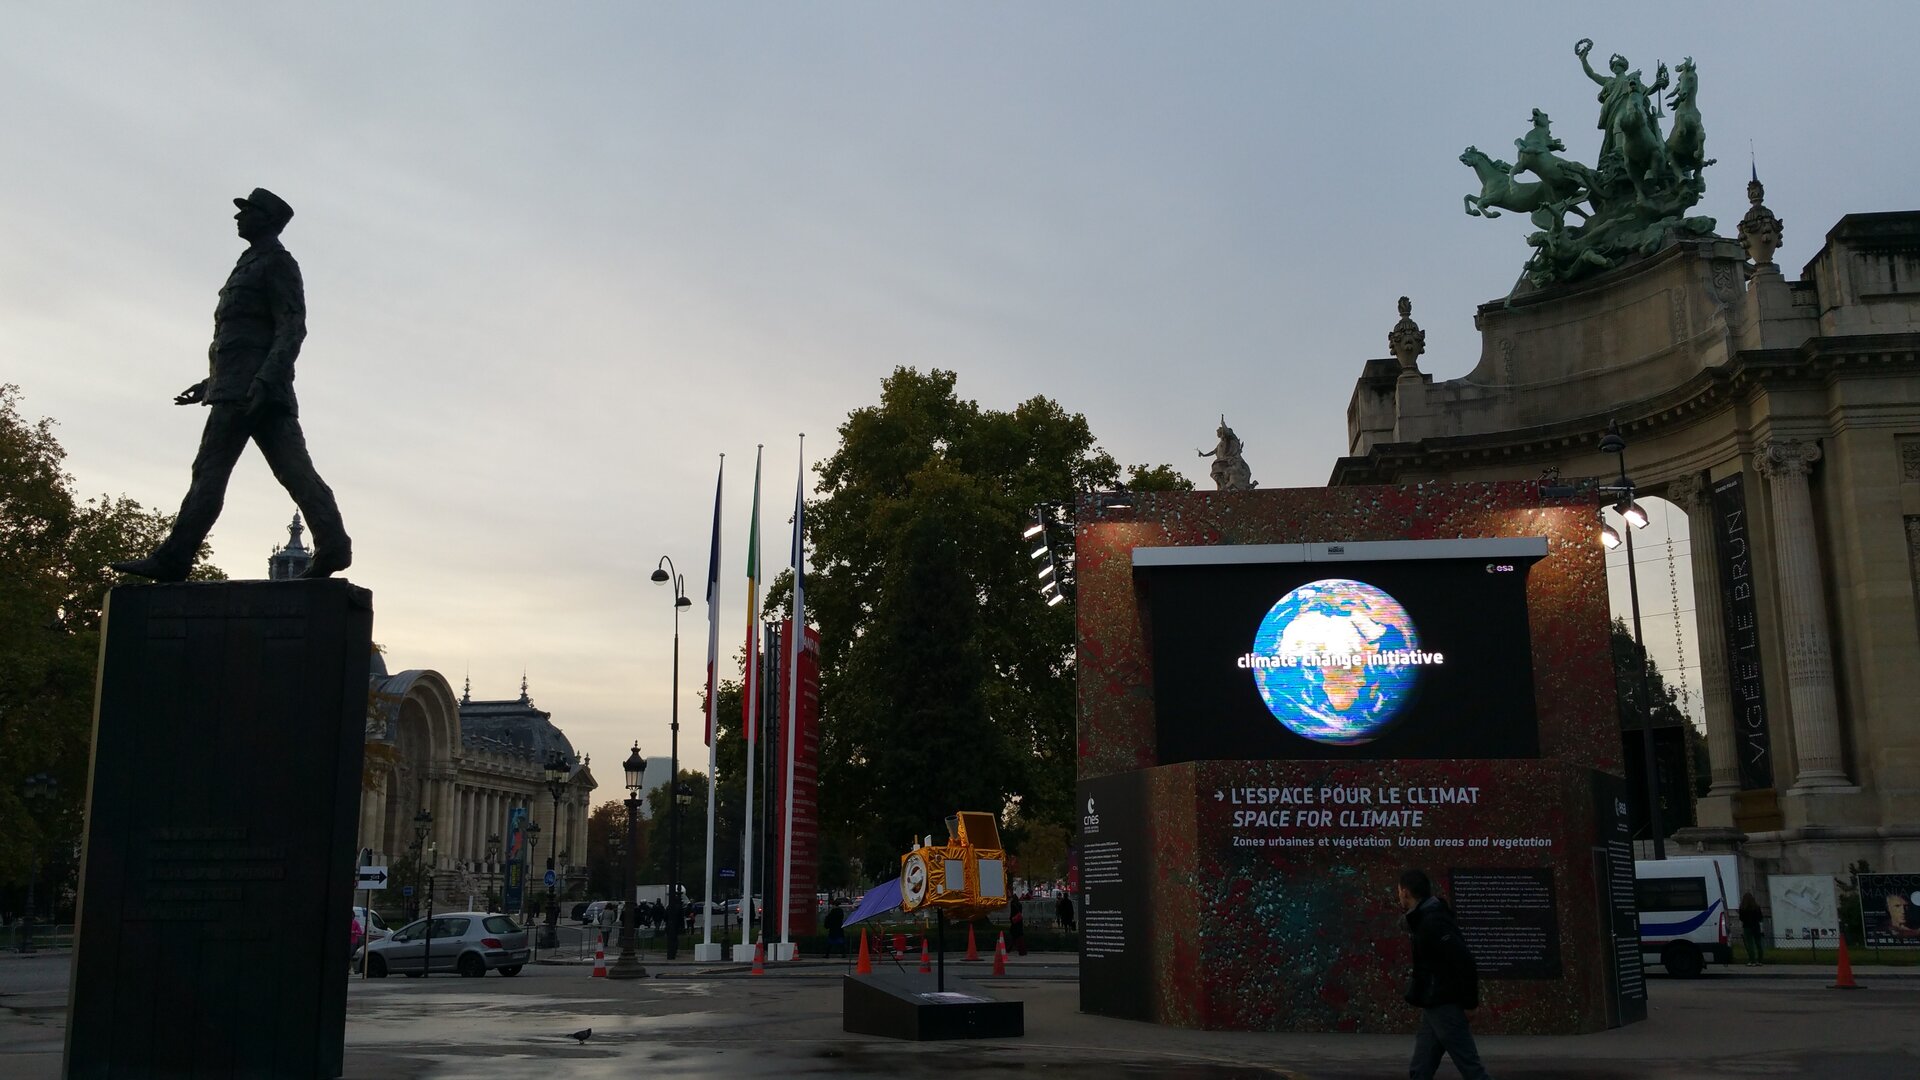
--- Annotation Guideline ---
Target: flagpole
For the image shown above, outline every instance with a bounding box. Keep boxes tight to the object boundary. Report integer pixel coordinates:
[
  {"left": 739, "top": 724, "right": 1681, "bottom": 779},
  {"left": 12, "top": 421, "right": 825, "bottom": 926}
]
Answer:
[
  {"left": 739, "top": 446, "right": 763, "bottom": 956},
  {"left": 700, "top": 455, "right": 723, "bottom": 955},
  {"left": 779, "top": 435, "right": 804, "bottom": 950}
]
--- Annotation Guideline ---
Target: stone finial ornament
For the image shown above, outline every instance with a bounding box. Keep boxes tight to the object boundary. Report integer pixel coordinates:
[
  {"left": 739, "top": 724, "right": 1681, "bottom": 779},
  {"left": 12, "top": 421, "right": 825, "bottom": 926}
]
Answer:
[
  {"left": 1197, "top": 415, "right": 1256, "bottom": 491},
  {"left": 1389, "top": 296, "right": 1426, "bottom": 374},
  {"left": 1738, "top": 165, "right": 1784, "bottom": 268}
]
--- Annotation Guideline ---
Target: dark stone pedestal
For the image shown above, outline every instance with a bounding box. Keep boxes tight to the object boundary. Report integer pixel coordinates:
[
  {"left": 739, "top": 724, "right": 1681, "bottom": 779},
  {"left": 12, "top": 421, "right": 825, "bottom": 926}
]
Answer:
[
  {"left": 841, "top": 972, "right": 1024, "bottom": 1040},
  {"left": 65, "top": 581, "right": 372, "bottom": 1079}
]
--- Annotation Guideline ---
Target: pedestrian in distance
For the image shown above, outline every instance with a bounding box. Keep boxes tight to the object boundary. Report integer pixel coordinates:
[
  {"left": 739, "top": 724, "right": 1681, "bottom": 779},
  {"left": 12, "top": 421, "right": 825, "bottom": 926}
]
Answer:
[
  {"left": 824, "top": 899, "right": 847, "bottom": 958},
  {"left": 1007, "top": 898, "right": 1027, "bottom": 956},
  {"left": 1738, "top": 892, "right": 1766, "bottom": 966},
  {"left": 1399, "top": 868, "right": 1492, "bottom": 1080},
  {"left": 1055, "top": 892, "right": 1076, "bottom": 933},
  {"left": 598, "top": 901, "right": 619, "bottom": 947}
]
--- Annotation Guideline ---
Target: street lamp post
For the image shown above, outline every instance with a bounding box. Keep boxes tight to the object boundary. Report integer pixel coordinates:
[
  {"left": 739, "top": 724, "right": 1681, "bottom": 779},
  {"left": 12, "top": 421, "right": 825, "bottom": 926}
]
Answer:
[
  {"left": 541, "top": 751, "right": 570, "bottom": 948},
  {"left": 484, "top": 833, "right": 501, "bottom": 912},
  {"left": 524, "top": 821, "right": 541, "bottom": 956},
  {"left": 410, "top": 809, "right": 432, "bottom": 921},
  {"left": 1599, "top": 420, "right": 1666, "bottom": 861},
  {"left": 610, "top": 742, "right": 648, "bottom": 978},
  {"left": 19, "top": 774, "right": 56, "bottom": 953},
  {"left": 651, "top": 556, "right": 692, "bottom": 960}
]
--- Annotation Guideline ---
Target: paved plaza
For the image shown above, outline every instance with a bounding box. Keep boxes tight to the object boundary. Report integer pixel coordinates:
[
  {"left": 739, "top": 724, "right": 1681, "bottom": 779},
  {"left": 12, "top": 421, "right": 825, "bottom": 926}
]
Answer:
[{"left": 4, "top": 951, "right": 1919, "bottom": 1079}]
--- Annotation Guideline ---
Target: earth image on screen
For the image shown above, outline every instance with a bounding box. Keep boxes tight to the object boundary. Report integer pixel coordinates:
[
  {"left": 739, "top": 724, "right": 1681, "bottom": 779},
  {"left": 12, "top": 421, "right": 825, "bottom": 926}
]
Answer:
[{"left": 1249, "top": 578, "right": 1422, "bottom": 745}]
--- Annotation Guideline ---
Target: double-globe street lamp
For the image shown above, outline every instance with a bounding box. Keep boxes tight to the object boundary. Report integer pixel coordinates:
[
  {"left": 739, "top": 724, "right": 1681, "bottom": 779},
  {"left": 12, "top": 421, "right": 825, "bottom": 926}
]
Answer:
[
  {"left": 609, "top": 742, "right": 648, "bottom": 978},
  {"left": 541, "top": 751, "right": 571, "bottom": 948},
  {"left": 650, "top": 556, "right": 692, "bottom": 959},
  {"left": 1597, "top": 420, "right": 1667, "bottom": 861}
]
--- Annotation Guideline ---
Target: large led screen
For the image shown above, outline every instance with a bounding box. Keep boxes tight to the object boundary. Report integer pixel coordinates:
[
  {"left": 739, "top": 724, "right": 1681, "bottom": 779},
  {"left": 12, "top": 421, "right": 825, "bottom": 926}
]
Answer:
[{"left": 1138, "top": 540, "right": 1543, "bottom": 762}]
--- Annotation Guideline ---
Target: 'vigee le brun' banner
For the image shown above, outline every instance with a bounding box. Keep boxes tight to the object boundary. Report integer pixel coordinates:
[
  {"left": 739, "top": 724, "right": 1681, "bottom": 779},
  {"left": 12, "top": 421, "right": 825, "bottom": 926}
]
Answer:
[
  {"left": 1074, "top": 484, "right": 1638, "bottom": 1035},
  {"left": 1710, "top": 473, "right": 1775, "bottom": 791}
]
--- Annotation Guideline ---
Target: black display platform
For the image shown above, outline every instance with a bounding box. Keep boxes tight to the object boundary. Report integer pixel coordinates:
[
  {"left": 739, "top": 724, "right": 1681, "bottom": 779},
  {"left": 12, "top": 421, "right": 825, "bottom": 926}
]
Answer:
[
  {"left": 842, "top": 972, "right": 1025, "bottom": 1040},
  {"left": 66, "top": 580, "right": 372, "bottom": 1079}
]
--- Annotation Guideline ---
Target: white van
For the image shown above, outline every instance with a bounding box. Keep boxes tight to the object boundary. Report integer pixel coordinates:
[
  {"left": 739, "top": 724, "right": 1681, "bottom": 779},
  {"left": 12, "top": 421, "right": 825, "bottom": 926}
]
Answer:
[{"left": 1636, "top": 855, "right": 1736, "bottom": 977}]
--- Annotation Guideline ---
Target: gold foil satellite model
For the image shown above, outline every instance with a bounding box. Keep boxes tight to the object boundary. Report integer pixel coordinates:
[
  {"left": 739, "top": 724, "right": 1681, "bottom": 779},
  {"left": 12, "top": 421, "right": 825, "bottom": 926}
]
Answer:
[{"left": 898, "top": 811, "right": 1009, "bottom": 921}]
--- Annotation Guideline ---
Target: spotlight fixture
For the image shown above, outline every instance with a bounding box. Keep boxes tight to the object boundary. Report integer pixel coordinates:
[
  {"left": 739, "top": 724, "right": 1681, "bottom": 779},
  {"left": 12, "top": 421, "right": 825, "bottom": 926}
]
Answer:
[
  {"left": 1621, "top": 500, "right": 1649, "bottom": 529},
  {"left": 1046, "top": 594, "right": 1066, "bottom": 606},
  {"left": 1023, "top": 522, "right": 1044, "bottom": 540},
  {"left": 1029, "top": 545, "right": 1048, "bottom": 560},
  {"left": 1037, "top": 563, "right": 1054, "bottom": 580},
  {"left": 1599, "top": 522, "right": 1621, "bottom": 550}
]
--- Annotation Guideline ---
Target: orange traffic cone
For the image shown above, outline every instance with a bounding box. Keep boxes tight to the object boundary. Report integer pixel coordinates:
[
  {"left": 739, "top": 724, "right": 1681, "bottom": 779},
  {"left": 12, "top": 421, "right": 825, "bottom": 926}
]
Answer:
[
  {"left": 992, "top": 931, "right": 1007, "bottom": 976},
  {"left": 918, "top": 936, "right": 931, "bottom": 974},
  {"left": 856, "top": 929, "right": 873, "bottom": 975},
  {"left": 751, "top": 934, "right": 766, "bottom": 976},
  {"left": 591, "top": 945, "right": 607, "bottom": 978},
  {"left": 1829, "top": 933, "right": 1862, "bottom": 989},
  {"left": 965, "top": 924, "right": 981, "bottom": 962}
]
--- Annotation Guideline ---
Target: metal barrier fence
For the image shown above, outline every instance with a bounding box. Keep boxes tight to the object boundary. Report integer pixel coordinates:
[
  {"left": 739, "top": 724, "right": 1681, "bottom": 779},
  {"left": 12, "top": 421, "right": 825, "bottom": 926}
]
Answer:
[{"left": 6, "top": 923, "right": 75, "bottom": 952}]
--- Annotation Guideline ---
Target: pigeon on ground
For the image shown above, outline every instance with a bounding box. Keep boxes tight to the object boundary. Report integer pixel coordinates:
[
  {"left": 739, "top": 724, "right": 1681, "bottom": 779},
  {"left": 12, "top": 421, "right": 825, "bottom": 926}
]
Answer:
[{"left": 568, "top": 1028, "right": 592, "bottom": 1044}]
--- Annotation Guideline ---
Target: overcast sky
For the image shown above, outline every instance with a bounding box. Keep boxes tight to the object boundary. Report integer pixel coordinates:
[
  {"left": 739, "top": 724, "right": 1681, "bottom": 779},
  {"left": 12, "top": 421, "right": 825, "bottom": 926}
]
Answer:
[{"left": 4, "top": 3, "right": 1908, "bottom": 788}]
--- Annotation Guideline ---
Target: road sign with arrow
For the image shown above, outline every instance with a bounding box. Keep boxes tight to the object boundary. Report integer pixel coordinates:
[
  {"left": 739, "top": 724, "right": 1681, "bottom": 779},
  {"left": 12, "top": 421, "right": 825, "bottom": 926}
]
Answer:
[{"left": 357, "top": 866, "right": 390, "bottom": 890}]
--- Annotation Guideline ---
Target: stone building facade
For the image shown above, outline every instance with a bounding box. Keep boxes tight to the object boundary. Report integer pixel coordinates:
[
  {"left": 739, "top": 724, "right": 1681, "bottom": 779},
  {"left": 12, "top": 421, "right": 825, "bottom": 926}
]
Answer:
[
  {"left": 264, "top": 519, "right": 597, "bottom": 906},
  {"left": 1332, "top": 198, "right": 1920, "bottom": 879},
  {"left": 360, "top": 664, "right": 596, "bottom": 907}
]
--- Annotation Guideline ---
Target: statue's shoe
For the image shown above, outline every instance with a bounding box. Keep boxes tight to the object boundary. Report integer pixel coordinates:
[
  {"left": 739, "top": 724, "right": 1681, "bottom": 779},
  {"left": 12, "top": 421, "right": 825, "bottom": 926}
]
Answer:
[
  {"left": 111, "top": 555, "right": 190, "bottom": 582},
  {"left": 299, "top": 544, "right": 352, "bottom": 579}
]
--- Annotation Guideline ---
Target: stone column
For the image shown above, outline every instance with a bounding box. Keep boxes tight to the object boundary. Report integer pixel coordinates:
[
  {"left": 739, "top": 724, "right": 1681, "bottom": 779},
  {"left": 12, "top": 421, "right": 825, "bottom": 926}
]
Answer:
[
  {"left": 1758, "top": 438, "right": 1850, "bottom": 788},
  {"left": 1667, "top": 473, "right": 1741, "bottom": 794},
  {"left": 430, "top": 769, "right": 457, "bottom": 874},
  {"left": 365, "top": 776, "right": 387, "bottom": 862}
]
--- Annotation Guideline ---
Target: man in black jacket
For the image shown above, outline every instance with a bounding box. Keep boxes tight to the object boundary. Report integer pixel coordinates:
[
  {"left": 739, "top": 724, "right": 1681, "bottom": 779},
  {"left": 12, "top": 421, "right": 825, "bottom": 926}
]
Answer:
[{"left": 1399, "top": 869, "right": 1492, "bottom": 1080}]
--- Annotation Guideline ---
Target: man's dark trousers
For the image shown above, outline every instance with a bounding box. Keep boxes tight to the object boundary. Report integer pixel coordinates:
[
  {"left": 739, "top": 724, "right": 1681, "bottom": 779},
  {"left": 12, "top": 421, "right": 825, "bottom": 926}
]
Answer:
[
  {"left": 1410, "top": 1003, "right": 1492, "bottom": 1080},
  {"left": 155, "top": 403, "right": 347, "bottom": 567}
]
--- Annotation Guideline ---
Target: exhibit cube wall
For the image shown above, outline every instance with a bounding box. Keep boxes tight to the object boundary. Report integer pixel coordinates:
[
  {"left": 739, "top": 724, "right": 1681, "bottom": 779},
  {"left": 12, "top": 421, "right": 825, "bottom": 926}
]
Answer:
[{"left": 1074, "top": 483, "right": 1642, "bottom": 1034}]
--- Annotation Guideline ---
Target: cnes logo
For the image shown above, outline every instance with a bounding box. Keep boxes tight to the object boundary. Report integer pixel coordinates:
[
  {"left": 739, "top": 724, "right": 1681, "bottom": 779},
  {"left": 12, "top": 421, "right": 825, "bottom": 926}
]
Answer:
[{"left": 1082, "top": 795, "right": 1100, "bottom": 833}]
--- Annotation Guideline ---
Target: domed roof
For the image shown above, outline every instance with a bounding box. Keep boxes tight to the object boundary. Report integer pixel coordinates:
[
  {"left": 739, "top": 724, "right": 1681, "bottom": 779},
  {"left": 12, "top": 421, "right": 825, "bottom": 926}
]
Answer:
[{"left": 457, "top": 677, "right": 577, "bottom": 765}]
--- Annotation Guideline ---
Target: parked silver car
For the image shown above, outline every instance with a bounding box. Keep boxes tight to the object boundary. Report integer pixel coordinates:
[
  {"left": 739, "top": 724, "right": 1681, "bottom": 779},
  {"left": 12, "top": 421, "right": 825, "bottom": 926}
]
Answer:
[{"left": 362, "top": 912, "right": 529, "bottom": 978}]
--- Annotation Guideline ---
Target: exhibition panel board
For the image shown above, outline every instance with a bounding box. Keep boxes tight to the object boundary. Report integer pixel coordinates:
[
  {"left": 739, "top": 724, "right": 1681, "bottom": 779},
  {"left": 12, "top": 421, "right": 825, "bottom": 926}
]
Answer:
[
  {"left": 1076, "top": 760, "right": 1640, "bottom": 1033},
  {"left": 1073, "top": 483, "right": 1639, "bottom": 1034}
]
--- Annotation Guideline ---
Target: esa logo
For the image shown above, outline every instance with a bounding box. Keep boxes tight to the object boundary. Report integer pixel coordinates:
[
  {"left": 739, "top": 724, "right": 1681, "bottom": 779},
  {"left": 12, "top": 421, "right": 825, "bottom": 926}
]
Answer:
[{"left": 1082, "top": 795, "right": 1100, "bottom": 834}]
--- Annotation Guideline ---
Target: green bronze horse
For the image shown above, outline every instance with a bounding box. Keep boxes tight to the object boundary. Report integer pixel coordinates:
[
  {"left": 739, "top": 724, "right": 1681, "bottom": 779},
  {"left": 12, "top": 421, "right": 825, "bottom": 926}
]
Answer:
[{"left": 1462, "top": 146, "right": 1556, "bottom": 219}]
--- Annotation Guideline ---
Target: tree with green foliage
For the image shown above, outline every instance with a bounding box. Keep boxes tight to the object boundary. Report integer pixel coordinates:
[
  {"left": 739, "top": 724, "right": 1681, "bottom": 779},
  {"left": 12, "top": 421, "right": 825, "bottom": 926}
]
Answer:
[
  {"left": 766, "top": 367, "right": 1188, "bottom": 881},
  {"left": 639, "top": 767, "right": 708, "bottom": 887},
  {"left": 0, "top": 385, "right": 223, "bottom": 916}
]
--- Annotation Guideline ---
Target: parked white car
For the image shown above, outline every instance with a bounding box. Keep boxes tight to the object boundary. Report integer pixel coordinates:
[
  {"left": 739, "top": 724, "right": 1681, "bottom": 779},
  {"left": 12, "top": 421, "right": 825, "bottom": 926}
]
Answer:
[{"left": 362, "top": 912, "right": 530, "bottom": 978}]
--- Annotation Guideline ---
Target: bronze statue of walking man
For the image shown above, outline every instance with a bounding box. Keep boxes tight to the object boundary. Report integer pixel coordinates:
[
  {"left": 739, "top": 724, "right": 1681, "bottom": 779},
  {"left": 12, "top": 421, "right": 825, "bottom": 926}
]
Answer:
[{"left": 114, "top": 188, "right": 351, "bottom": 581}]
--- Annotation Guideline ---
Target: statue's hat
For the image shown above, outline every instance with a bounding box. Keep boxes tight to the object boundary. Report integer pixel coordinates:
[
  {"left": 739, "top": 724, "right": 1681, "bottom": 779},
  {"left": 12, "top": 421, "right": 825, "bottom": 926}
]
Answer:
[{"left": 233, "top": 187, "right": 293, "bottom": 224}]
